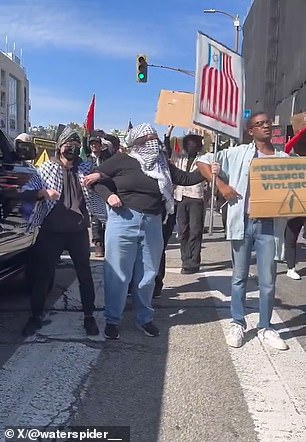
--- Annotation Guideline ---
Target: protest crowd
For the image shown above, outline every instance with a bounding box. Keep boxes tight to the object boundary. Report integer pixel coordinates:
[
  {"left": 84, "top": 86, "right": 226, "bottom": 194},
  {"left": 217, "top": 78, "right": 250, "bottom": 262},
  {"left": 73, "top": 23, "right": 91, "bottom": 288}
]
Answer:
[{"left": 15, "top": 110, "right": 306, "bottom": 352}]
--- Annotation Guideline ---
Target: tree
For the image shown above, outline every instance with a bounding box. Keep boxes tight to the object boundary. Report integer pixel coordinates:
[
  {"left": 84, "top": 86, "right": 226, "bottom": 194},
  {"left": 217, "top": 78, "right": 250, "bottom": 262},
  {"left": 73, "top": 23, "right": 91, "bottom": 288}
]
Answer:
[{"left": 68, "top": 122, "right": 83, "bottom": 131}]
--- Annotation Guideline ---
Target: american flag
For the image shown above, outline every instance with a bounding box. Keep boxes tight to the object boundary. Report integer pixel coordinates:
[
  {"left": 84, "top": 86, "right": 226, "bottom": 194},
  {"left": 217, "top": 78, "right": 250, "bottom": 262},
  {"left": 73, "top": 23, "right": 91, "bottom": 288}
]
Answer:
[{"left": 199, "top": 44, "right": 239, "bottom": 128}]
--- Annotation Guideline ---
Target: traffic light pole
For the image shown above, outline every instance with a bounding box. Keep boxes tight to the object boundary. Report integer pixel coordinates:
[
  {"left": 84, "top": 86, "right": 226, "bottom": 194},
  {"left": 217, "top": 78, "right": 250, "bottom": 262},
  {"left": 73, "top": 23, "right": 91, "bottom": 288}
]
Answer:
[{"left": 148, "top": 64, "right": 195, "bottom": 77}]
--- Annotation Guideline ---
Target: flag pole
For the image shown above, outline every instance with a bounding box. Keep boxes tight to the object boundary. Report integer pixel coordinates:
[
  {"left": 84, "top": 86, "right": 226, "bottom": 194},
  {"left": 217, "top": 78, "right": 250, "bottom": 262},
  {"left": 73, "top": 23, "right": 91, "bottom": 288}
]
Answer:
[{"left": 208, "top": 132, "right": 219, "bottom": 236}]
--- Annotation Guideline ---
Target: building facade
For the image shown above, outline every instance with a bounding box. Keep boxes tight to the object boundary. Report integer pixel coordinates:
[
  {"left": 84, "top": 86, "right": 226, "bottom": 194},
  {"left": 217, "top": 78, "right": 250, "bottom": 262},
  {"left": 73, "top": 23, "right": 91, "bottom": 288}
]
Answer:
[
  {"left": 0, "top": 50, "right": 30, "bottom": 140},
  {"left": 242, "top": 0, "right": 306, "bottom": 126}
]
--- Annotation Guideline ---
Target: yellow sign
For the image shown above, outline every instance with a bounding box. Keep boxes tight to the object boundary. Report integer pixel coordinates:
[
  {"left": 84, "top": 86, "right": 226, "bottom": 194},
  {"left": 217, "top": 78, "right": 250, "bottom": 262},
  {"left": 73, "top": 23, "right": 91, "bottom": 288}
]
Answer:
[{"left": 35, "top": 149, "right": 50, "bottom": 167}]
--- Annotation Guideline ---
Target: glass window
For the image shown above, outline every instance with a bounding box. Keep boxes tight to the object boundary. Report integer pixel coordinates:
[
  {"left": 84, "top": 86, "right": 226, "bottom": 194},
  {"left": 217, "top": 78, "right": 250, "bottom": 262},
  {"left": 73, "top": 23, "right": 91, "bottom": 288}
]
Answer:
[
  {"left": 8, "top": 75, "right": 17, "bottom": 135},
  {"left": 0, "top": 69, "right": 5, "bottom": 87},
  {"left": 0, "top": 91, "right": 5, "bottom": 108}
]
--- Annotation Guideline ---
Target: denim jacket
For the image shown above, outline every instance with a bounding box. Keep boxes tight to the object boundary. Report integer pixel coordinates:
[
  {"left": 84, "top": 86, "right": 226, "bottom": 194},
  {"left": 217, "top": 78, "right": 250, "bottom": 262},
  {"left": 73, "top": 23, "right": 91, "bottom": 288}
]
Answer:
[{"left": 197, "top": 143, "right": 288, "bottom": 258}]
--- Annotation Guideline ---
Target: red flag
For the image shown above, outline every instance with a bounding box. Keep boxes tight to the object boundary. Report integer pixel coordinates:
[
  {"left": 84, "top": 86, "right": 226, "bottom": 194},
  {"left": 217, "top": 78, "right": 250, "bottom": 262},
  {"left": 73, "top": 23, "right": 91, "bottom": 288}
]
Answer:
[
  {"left": 84, "top": 94, "right": 95, "bottom": 134},
  {"left": 174, "top": 137, "right": 180, "bottom": 154}
]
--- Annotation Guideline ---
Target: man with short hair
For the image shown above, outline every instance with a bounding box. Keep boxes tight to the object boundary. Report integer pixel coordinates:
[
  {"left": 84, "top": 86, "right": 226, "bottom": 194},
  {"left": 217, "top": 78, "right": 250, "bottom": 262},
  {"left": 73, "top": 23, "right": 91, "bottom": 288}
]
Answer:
[
  {"left": 173, "top": 133, "right": 207, "bottom": 274},
  {"left": 197, "top": 112, "right": 289, "bottom": 351}
]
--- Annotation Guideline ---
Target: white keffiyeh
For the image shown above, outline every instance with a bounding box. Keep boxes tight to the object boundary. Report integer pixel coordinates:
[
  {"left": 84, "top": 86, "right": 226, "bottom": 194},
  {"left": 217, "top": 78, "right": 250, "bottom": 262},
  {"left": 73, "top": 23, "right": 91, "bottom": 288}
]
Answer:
[
  {"left": 125, "top": 123, "right": 174, "bottom": 215},
  {"left": 22, "top": 160, "right": 106, "bottom": 232}
]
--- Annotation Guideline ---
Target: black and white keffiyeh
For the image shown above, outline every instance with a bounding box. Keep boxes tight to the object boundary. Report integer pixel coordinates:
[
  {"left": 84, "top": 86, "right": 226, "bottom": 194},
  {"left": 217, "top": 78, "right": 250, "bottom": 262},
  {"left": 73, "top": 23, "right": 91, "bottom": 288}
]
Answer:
[
  {"left": 22, "top": 160, "right": 106, "bottom": 231},
  {"left": 125, "top": 123, "right": 174, "bottom": 215}
]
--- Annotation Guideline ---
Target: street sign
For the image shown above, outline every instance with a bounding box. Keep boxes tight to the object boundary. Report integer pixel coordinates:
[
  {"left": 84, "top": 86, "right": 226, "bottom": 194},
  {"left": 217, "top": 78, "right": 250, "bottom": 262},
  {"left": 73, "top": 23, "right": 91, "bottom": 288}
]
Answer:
[
  {"left": 35, "top": 149, "right": 50, "bottom": 167},
  {"left": 33, "top": 137, "right": 56, "bottom": 154}
]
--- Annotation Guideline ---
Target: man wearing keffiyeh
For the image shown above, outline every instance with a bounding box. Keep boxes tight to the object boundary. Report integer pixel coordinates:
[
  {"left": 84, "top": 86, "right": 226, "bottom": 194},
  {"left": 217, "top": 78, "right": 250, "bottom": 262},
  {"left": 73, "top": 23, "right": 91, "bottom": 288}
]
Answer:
[
  {"left": 83, "top": 123, "right": 204, "bottom": 340},
  {"left": 21, "top": 125, "right": 105, "bottom": 337}
]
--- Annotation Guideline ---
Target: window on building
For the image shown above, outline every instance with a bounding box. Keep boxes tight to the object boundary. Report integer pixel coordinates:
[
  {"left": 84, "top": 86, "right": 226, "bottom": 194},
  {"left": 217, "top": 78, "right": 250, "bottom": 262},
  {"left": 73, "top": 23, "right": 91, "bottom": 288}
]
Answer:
[
  {"left": 0, "top": 91, "right": 5, "bottom": 108},
  {"left": 0, "top": 69, "right": 6, "bottom": 87},
  {"left": 8, "top": 75, "right": 17, "bottom": 134},
  {"left": 9, "top": 118, "right": 16, "bottom": 129}
]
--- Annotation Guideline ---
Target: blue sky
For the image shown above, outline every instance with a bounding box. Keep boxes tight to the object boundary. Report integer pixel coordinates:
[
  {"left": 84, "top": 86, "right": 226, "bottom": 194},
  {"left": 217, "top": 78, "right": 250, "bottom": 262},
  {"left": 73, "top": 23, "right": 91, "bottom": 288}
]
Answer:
[{"left": 0, "top": 0, "right": 253, "bottom": 135}]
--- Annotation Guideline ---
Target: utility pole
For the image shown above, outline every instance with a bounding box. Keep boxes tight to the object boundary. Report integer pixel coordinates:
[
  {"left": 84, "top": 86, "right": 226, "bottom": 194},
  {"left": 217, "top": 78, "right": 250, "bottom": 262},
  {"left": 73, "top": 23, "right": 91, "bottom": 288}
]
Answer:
[{"left": 148, "top": 63, "right": 195, "bottom": 77}]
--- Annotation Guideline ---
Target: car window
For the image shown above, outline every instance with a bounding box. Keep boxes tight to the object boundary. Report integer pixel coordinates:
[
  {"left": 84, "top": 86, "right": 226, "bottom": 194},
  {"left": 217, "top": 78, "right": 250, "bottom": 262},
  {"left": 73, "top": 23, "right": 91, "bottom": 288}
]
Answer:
[{"left": 0, "top": 130, "right": 15, "bottom": 162}]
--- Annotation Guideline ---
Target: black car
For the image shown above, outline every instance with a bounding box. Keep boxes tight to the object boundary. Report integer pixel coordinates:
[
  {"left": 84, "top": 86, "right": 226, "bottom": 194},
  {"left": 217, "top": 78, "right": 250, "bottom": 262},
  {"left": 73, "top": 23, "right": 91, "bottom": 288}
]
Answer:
[{"left": 0, "top": 130, "right": 37, "bottom": 281}]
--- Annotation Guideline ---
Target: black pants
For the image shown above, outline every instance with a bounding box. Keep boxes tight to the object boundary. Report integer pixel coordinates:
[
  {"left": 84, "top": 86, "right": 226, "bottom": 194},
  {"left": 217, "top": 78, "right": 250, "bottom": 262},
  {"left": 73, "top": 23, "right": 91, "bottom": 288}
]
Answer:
[
  {"left": 29, "top": 228, "right": 95, "bottom": 317},
  {"left": 154, "top": 212, "right": 177, "bottom": 295},
  {"left": 285, "top": 217, "right": 306, "bottom": 269},
  {"left": 91, "top": 216, "right": 105, "bottom": 247},
  {"left": 177, "top": 197, "right": 204, "bottom": 269}
]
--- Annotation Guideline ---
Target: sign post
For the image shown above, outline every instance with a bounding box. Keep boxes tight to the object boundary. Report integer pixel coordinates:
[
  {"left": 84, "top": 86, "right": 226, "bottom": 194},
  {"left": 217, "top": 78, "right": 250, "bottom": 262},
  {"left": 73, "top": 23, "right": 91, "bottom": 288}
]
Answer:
[{"left": 193, "top": 32, "right": 245, "bottom": 233}]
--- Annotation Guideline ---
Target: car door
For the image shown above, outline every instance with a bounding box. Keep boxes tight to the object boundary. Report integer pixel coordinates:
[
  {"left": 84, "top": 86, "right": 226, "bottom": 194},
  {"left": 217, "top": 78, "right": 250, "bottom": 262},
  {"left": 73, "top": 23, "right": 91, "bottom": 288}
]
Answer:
[{"left": 0, "top": 134, "right": 37, "bottom": 263}]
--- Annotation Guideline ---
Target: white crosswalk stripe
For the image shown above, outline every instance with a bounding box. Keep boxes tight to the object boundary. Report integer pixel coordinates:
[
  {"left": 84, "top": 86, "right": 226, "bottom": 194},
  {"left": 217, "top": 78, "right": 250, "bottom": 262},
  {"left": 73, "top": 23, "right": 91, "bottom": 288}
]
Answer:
[{"left": 202, "top": 270, "right": 306, "bottom": 442}]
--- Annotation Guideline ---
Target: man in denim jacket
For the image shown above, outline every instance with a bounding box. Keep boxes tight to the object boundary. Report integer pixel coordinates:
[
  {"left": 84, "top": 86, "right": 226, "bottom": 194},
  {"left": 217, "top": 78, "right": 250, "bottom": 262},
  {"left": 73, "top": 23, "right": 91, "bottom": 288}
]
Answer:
[{"left": 197, "top": 112, "right": 289, "bottom": 351}]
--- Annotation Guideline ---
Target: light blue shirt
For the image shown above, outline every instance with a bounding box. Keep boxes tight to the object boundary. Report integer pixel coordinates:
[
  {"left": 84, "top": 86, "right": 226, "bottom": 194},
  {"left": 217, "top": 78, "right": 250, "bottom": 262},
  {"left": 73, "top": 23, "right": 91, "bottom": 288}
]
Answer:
[{"left": 197, "top": 143, "right": 288, "bottom": 254}]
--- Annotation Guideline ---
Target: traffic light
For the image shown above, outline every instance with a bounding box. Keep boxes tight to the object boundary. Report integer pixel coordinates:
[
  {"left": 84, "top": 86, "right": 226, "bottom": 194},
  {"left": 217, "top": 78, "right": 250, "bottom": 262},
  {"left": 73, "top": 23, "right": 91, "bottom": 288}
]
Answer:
[{"left": 136, "top": 54, "right": 148, "bottom": 83}]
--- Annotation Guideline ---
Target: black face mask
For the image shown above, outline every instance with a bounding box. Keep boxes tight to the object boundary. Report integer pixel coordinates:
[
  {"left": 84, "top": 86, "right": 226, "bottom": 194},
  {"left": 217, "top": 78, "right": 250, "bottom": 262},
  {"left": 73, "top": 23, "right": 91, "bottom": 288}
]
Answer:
[{"left": 62, "top": 146, "right": 80, "bottom": 161}]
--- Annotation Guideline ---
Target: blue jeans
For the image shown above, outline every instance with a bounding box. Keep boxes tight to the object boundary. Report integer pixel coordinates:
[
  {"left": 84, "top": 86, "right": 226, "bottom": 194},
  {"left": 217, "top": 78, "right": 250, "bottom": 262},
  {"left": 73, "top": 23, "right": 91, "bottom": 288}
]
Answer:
[
  {"left": 104, "top": 207, "right": 163, "bottom": 326},
  {"left": 231, "top": 218, "right": 276, "bottom": 329}
]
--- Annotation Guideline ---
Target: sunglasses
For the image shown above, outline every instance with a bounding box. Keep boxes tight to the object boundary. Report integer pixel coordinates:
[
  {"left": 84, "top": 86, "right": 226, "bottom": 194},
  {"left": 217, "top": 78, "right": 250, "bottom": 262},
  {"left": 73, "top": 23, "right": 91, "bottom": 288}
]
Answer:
[
  {"left": 63, "top": 143, "right": 81, "bottom": 148},
  {"left": 250, "top": 119, "right": 272, "bottom": 128}
]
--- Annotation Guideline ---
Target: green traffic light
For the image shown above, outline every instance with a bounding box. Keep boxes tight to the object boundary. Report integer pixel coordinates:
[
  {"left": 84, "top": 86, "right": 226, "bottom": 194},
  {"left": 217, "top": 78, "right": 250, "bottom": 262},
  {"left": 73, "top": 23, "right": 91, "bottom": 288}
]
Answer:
[{"left": 138, "top": 73, "right": 145, "bottom": 80}]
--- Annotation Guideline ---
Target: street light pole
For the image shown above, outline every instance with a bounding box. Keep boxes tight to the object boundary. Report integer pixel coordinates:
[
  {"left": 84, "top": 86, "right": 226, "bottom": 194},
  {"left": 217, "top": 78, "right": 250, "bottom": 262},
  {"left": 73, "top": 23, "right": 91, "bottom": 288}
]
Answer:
[
  {"left": 203, "top": 9, "right": 240, "bottom": 53},
  {"left": 233, "top": 15, "right": 240, "bottom": 53}
]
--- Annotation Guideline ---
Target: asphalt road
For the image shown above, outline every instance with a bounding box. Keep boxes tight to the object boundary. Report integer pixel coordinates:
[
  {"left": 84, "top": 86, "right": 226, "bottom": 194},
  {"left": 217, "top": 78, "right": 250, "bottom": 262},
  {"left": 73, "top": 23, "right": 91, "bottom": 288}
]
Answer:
[{"left": 0, "top": 215, "right": 306, "bottom": 442}]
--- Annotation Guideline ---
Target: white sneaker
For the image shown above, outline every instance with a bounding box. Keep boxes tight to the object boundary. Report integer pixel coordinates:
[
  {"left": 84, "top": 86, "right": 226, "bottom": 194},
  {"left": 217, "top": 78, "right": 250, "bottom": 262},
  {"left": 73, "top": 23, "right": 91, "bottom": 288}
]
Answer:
[
  {"left": 258, "top": 328, "right": 289, "bottom": 350},
  {"left": 226, "top": 323, "right": 245, "bottom": 348},
  {"left": 287, "top": 268, "right": 301, "bottom": 280}
]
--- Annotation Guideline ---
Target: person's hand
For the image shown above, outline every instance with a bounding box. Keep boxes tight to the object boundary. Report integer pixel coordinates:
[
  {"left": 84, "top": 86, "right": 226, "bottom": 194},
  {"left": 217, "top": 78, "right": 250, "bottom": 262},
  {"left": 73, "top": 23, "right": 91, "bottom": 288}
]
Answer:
[
  {"left": 218, "top": 183, "right": 242, "bottom": 202},
  {"left": 38, "top": 189, "right": 60, "bottom": 201},
  {"left": 166, "top": 125, "right": 174, "bottom": 137},
  {"left": 82, "top": 173, "right": 101, "bottom": 186},
  {"left": 211, "top": 162, "right": 220, "bottom": 175},
  {"left": 107, "top": 194, "right": 122, "bottom": 207}
]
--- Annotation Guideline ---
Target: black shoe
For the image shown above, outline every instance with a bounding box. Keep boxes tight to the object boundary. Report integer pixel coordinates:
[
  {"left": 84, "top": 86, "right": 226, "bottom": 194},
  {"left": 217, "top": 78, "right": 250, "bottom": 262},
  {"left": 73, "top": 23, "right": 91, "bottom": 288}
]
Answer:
[
  {"left": 84, "top": 316, "right": 99, "bottom": 336},
  {"left": 152, "top": 286, "right": 162, "bottom": 299},
  {"left": 181, "top": 267, "right": 199, "bottom": 274},
  {"left": 104, "top": 323, "right": 120, "bottom": 340},
  {"left": 138, "top": 321, "right": 160, "bottom": 337},
  {"left": 22, "top": 316, "right": 43, "bottom": 337}
]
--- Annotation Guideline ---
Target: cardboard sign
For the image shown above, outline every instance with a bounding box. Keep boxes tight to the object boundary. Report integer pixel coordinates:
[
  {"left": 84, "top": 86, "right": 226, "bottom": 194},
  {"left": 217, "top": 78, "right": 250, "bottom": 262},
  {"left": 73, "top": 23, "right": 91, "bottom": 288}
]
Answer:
[
  {"left": 249, "top": 157, "right": 306, "bottom": 218},
  {"left": 155, "top": 90, "right": 194, "bottom": 128},
  {"left": 291, "top": 113, "right": 306, "bottom": 134}
]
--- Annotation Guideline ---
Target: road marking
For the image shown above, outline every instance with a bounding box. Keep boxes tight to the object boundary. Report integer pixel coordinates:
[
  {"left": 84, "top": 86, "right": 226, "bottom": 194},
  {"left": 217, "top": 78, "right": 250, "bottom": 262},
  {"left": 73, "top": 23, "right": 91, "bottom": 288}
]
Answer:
[
  {"left": 0, "top": 264, "right": 104, "bottom": 430},
  {"left": 0, "top": 343, "right": 100, "bottom": 428},
  {"left": 202, "top": 270, "right": 306, "bottom": 442}
]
